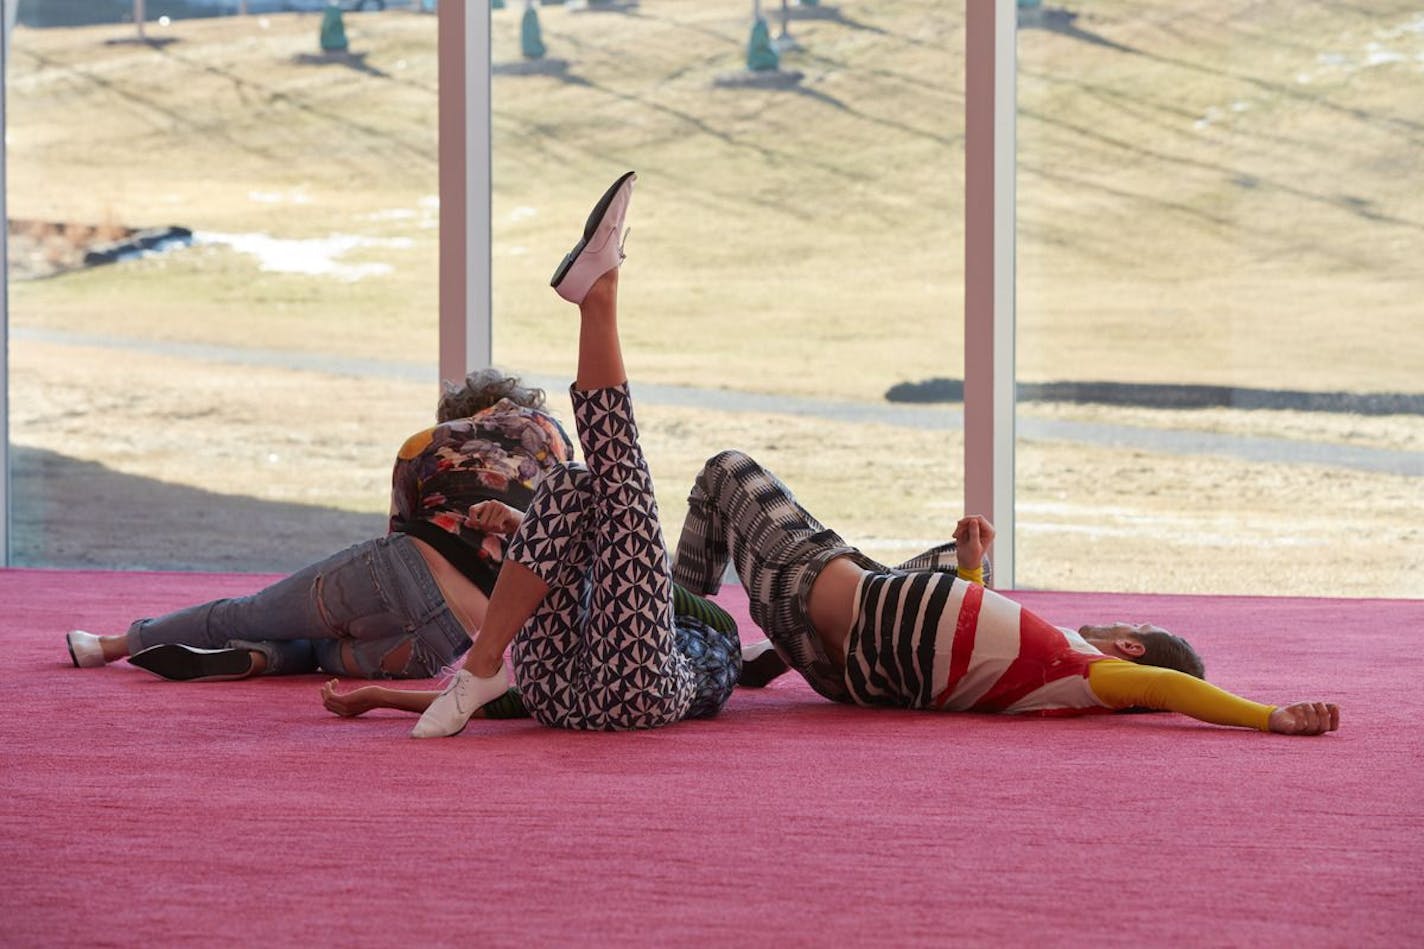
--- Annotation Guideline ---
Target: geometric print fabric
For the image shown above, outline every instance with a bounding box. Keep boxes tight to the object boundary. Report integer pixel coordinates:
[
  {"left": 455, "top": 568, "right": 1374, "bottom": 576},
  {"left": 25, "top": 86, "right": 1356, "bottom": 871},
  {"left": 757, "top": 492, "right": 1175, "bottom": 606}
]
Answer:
[{"left": 507, "top": 384, "right": 697, "bottom": 730}]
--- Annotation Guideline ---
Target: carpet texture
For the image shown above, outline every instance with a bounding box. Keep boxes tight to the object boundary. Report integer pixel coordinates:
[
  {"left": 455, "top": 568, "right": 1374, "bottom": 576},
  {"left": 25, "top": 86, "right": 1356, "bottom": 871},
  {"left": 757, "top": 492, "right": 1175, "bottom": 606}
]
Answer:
[{"left": 2, "top": 568, "right": 1420, "bottom": 946}]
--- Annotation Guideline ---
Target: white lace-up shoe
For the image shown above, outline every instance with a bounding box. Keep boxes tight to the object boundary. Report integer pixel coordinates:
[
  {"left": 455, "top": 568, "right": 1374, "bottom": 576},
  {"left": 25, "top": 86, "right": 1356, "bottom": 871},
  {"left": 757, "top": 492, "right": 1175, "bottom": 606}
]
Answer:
[
  {"left": 550, "top": 171, "right": 635, "bottom": 305},
  {"left": 411, "top": 664, "right": 512, "bottom": 739},
  {"left": 66, "top": 630, "right": 107, "bottom": 668}
]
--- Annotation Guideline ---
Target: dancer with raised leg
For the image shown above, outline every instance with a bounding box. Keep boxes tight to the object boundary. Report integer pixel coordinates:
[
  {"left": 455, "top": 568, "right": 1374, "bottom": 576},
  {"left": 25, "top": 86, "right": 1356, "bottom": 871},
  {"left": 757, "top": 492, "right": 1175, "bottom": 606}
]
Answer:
[{"left": 411, "top": 171, "right": 739, "bottom": 737}]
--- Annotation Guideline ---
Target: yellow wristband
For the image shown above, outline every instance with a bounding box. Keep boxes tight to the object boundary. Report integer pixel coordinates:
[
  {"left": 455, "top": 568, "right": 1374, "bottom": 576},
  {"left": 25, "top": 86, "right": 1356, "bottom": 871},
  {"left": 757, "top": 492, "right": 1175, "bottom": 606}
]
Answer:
[{"left": 956, "top": 565, "right": 984, "bottom": 584}]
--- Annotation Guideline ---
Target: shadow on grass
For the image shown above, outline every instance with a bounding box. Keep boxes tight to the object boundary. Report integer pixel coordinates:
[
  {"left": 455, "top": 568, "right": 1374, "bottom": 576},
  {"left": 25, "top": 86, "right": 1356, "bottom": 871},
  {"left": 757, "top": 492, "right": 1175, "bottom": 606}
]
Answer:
[
  {"left": 1018, "top": 6, "right": 1140, "bottom": 55},
  {"left": 11, "top": 446, "right": 386, "bottom": 574},
  {"left": 291, "top": 50, "right": 392, "bottom": 79}
]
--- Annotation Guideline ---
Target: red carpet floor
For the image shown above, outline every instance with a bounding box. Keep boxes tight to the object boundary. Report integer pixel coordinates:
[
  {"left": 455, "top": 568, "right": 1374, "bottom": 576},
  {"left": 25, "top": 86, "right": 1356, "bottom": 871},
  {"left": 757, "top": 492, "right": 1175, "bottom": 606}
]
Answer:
[{"left": 2, "top": 568, "right": 1421, "bottom": 947}]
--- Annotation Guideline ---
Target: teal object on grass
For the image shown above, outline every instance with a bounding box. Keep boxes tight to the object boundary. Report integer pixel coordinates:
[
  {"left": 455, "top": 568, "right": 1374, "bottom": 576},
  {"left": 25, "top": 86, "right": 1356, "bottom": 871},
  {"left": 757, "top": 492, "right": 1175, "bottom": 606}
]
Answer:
[
  {"left": 746, "top": 16, "right": 779, "bottom": 71},
  {"left": 521, "top": 3, "right": 547, "bottom": 59},
  {"left": 319, "top": 5, "right": 349, "bottom": 53}
]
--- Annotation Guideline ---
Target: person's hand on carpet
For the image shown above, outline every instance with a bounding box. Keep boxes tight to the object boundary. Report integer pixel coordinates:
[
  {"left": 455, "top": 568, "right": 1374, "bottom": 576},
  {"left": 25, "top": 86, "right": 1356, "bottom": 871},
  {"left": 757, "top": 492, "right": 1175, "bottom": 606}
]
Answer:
[
  {"left": 1267, "top": 701, "right": 1340, "bottom": 735},
  {"left": 322, "top": 680, "right": 380, "bottom": 717},
  {"left": 320, "top": 681, "right": 442, "bottom": 718}
]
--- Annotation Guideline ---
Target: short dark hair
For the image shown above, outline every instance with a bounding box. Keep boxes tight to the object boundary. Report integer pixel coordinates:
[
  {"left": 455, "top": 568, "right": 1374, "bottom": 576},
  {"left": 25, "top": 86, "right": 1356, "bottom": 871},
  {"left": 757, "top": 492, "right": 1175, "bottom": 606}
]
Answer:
[
  {"left": 437, "top": 369, "right": 545, "bottom": 423},
  {"left": 1134, "top": 630, "right": 1206, "bottom": 679}
]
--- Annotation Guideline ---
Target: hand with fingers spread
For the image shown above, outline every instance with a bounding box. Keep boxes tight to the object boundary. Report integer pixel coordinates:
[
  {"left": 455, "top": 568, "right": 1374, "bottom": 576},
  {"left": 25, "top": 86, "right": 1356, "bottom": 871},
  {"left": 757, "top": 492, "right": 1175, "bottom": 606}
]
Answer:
[
  {"left": 1267, "top": 701, "right": 1340, "bottom": 735},
  {"left": 467, "top": 500, "right": 523, "bottom": 535},
  {"left": 952, "top": 515, "right": 995, "bottom": 573}
]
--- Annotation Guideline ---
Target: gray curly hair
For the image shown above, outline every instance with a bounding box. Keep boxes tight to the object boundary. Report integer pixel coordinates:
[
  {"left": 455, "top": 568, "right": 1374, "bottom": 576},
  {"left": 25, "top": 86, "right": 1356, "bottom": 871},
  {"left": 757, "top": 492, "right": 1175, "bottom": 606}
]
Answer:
[{"left": 437, "top": 368, "right": 546, "bottom": 423}]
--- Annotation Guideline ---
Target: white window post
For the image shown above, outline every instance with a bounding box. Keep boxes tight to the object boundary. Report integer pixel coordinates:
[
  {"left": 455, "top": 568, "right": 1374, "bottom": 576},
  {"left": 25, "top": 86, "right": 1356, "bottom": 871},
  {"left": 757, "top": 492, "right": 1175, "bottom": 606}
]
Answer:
[
  {"left": 963, "top": 0, "right": 1016, "bottom": 587},
  {"left": 438, "top": 1, "right": 493, "bottom": 388}
]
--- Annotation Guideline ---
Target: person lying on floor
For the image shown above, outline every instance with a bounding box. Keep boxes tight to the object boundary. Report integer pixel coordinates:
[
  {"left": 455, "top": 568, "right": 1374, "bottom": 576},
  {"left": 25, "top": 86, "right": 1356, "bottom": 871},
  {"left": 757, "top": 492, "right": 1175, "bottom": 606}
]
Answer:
[
  {"left": 394, "top": 172, "right": 1336, "bottom": 741},
  {"left": 405, "top": 170, "right": 748, "bottom": 736},
  {"left": 65, "top": 369, "right": 575, "bottom": 682},
  {"left": 61, "top": 359, "right": 771, "bottom": 690},
  {"left": 666, "top": 452, "right": 1340, "bottom": 736}
]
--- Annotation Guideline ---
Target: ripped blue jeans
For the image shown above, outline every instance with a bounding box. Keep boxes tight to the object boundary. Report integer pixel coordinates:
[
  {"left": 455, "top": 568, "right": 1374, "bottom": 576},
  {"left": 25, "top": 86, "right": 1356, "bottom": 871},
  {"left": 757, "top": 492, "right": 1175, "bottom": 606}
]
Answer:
[{"left": 125, "top": 534, "right": 471, "bottom": 678}]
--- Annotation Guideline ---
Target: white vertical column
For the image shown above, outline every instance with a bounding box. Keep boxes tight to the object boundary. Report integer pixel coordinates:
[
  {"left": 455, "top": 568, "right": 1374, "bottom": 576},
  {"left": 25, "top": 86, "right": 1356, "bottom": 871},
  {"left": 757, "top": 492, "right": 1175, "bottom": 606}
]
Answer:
[
  {"left": 963, "top": 0, "right": 1016, "bottom": 587},
  {"left": 438, "top": 0, "right": 492, "bottom": 388}
]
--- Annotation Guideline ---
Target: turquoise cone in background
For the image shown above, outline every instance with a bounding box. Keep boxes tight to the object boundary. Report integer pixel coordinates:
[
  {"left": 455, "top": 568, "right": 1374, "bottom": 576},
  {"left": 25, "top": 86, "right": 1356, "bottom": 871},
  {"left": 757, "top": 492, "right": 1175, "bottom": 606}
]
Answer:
[
  {"left": 746, "top": 16, "right": 779, "bottom": 71},
  {"left": 521, "top": 3, "right": 547, "bottom": 59},
  {"left": 319, "top": 5, "right": 348, "bottom": 52}
]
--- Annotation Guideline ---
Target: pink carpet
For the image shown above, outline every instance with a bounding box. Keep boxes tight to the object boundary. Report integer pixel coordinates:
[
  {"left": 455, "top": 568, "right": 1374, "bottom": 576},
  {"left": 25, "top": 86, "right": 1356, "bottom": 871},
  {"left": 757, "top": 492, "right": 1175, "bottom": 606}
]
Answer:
[{"left": 3, "top": 568, "right": 1421, "bottom": 946}]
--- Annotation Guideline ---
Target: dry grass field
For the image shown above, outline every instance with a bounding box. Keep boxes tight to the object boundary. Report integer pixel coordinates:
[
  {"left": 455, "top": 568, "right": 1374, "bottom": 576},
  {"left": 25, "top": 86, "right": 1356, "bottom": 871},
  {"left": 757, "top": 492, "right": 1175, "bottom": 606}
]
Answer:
[{"left": 6, "top": 1, "right": 1422, "bottom": 595}]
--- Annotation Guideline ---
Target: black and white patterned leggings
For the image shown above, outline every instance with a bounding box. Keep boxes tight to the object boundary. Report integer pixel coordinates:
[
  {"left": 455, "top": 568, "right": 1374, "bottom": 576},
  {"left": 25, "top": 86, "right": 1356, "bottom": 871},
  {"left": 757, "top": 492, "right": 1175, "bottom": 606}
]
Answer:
[{"left": 507, "top": 383, "right": 696, "bottom": 730}]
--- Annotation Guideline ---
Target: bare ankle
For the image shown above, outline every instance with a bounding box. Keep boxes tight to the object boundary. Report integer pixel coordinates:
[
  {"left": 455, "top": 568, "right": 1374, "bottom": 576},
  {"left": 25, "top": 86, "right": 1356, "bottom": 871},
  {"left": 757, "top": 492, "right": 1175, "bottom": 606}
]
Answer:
[{"left": 466, "top": 654, "right": 503, "bottom": 679}]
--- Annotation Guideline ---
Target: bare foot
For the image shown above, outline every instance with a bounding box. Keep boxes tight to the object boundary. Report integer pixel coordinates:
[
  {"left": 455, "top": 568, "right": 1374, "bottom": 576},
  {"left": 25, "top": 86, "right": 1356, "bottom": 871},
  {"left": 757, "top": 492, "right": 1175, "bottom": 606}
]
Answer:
[{"left": 321, "top": 679, "right": 377, "bottom": 718}]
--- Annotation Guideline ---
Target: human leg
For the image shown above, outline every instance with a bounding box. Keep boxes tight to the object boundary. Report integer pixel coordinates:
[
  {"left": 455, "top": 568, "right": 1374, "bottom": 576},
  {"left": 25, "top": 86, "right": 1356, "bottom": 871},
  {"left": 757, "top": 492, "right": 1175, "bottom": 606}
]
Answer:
[
  {"left": 534, "top": 379, "right": 692, "bottom": 729},
  {"left": 411, "top": 469, "right": 583, "bottom": 737},
  {"left": 538, "top": 237, "right": 695, "bottom": 727},
  {"left": 416, "top": 173, "right": 697, "bottom": 735},
  {"left": 427, "top": 289, "right": 695, "bottom": 732},
  {"left": 424, "top": 174, "right": 635, "bottom": 689},
  {"left": 671, "top": 450, "right": 879, "bottom": 702},
  {"left": 93, "top": 535, "right": 468, "bottom": 680}
]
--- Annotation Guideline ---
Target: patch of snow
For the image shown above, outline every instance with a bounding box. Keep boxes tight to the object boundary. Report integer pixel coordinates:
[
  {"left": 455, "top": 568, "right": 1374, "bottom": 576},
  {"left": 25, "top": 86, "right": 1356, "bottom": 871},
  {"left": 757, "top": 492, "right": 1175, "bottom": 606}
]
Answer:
[{"left": 196, "top": 231, "right": 413, "bottom": 282}]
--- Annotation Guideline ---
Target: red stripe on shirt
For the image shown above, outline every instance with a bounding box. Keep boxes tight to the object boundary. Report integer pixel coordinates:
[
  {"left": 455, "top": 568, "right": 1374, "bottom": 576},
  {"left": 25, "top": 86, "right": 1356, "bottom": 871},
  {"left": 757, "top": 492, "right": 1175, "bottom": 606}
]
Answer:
[
  {"left": 973, "top": 607, "right": 1102, "bottom": 712},
  {"left": 933, "top": 581, "right": 982, "bottom": 709}
]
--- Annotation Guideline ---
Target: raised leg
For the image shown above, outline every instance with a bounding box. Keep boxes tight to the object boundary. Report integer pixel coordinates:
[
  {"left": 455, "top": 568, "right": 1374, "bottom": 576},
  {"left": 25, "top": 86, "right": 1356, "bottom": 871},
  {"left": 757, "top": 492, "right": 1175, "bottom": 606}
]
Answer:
[
  {"left": 412, "top": 172, "right": 694, "bottom": 736},
  {"left": 671, "top": 449, "right": 871, "bottom": 703}
]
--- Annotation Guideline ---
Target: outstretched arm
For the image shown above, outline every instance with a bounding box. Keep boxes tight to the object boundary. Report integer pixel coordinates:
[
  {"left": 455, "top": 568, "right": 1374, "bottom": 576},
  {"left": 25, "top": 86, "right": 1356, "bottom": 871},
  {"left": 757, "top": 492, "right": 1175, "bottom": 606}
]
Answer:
[
  {"left": 1087, "top": 660, "right": 1340, "bottom": 735},
  {"left": 322, "top": 680, "right": 438, "bottom": 717},
  {"left": 323, "top": 679, "right": 533, "bottom": 720}
]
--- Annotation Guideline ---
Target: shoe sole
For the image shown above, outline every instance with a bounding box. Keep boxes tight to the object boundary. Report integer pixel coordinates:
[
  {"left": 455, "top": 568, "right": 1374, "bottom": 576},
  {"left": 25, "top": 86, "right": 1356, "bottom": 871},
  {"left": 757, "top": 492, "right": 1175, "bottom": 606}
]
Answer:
[
  {"left": 129, "top": 644, "right": 253, "bottom": 682},
  {"left": 66, "top": 636, "right": 80, "bottom": 668},
  {"left": 549, "top": 170, "right": 637, "bottom": 290}
]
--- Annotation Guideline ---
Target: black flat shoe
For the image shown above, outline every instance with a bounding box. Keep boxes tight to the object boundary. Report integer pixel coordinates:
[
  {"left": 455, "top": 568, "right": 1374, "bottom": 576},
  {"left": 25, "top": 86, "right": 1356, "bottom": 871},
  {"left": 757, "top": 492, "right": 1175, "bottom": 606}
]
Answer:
[
  {"left": 128, "top": 643, "right": 254, "bottom": 682},
  {"left": 738, "top": 640, "right": 790, "bottom": 688}
]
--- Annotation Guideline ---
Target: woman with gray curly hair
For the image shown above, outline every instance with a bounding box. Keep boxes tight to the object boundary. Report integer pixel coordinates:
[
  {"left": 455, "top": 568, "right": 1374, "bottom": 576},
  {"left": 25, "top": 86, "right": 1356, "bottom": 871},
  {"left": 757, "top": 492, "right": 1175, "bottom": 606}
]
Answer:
[
  {"left": 64, "top": 368, "right": 577, "bottom": 682},
  {"left": 436, "top": 368, "right": 548, "bottom": 424}
]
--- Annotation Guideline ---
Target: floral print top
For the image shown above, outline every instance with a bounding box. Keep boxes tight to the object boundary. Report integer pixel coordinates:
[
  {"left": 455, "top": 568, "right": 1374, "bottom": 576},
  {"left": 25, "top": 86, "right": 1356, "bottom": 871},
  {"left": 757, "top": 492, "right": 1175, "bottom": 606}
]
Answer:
[{"left": 389, "top": 399, "right": 574, "bottom": 595}]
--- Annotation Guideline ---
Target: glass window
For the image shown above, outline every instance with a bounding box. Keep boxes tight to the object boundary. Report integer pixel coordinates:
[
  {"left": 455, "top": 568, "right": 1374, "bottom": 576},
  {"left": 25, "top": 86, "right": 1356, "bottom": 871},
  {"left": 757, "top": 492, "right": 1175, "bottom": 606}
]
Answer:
[
  {"left": 490, "top": 0, "right": 967, "bottom": 566},
  {"left": 7, "top": 4, "right": 438, "bottom": 570},
  {"left": 1016, "top": 1, "right": 1423, "bottom": 595}
]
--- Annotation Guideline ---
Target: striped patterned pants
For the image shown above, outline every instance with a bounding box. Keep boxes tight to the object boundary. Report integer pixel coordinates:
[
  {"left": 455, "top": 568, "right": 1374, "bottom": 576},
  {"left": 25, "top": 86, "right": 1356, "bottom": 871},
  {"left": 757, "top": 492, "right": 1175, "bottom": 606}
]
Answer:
[
  {"left": 671, "top": 450, "right": 980, "bottom": 704},
  {"left": 506, "top": 383, "right": 696, "bottom": 730},
  {"left": 671, "top": 450, "right": 882, "bottom": 702}
]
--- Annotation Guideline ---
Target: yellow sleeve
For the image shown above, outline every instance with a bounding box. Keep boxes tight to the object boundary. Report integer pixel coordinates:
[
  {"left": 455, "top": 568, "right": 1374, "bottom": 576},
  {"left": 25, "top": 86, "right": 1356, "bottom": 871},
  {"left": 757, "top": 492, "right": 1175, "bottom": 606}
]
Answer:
[
  {"left": 1087, "top": 659, "right": 1276, "bottom": 731},
  {"left": 955, "top": 565, "right": 984, "bottom": 584}
]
